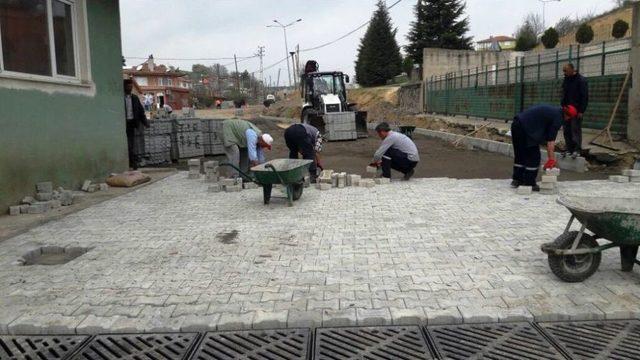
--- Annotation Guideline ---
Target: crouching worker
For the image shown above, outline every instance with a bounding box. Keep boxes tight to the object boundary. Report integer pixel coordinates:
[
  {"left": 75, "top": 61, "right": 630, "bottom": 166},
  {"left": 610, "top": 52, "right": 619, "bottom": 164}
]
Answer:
[
  {"left": 511, "top": 104, "right": 577, "bottom": 191},
  {"left": 371, "top": 122, "right": 420, "bottom": 180},
  {"left": 222, "top": 119, "right": 273, "bottom": 177},
  {"left": 284, "top": 123, "right": 323, "bottom": 183}
]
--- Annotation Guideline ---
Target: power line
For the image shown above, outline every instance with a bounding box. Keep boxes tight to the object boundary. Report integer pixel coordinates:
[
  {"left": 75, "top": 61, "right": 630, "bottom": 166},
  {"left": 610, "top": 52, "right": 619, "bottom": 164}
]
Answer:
[
  {"left": 300, "top": 0, "right": 403, "bottom": 53},
  {"left": 124, "top": 55, "right": 255, "bottom": 61}
]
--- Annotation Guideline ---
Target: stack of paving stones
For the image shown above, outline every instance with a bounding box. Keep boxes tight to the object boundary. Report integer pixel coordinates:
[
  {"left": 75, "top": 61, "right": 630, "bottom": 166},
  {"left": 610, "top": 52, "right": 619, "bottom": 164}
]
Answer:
[
  {"left": 610, "top": 169, "right": 640, "bottom": 183},
  {"left": 324, "top": 112, "right": 358, "bottom": 141},
  {"left": 316, "top": 169, "right": 380, "bottom": 190},
  {"left": 539, "top": 168, "right": 560, "bottom": 195},
  {"left": 201, "top": 119, "right": 225, "bottom": 156},
  {"left": 140, "top": 119, "right": 172, "bottom": 166},
  {"left": 187, "top": 159, "right": 202, "bottom": 179},
  {"left": 171, "top": 118, "right": 204, "bottom": 159},
  {"left": 220, "top": 177, "right": 243, "bottom": 192},
  {"left": 8, "top": 182, "right": 74, "bottom": 215},
  {"left": 81, "top": 180, "right": 109, "bottom": 193}
]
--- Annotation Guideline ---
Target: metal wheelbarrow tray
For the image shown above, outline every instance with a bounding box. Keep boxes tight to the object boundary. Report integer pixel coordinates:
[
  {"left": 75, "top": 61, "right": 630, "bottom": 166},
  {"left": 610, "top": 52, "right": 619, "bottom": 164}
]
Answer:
[
  {"left": 220, "top": 159, "right": 312, "bottom": 207},
  {"left": 541, "top": 194, "right": 640, "bottom": 282}
]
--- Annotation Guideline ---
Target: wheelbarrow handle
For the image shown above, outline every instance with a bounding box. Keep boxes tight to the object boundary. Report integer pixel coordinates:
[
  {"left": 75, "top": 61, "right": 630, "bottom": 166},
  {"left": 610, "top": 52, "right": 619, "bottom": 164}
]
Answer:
[
  {"left": 219, "top": 162, "right": 259, "bottom": 184},
  {"left": 265, "top": 164, "right": 286, "bottom": 185}
]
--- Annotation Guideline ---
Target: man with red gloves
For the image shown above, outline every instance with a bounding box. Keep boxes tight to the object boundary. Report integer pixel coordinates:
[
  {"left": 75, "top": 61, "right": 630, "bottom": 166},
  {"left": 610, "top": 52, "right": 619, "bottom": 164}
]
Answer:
[{"left": 511, "top": 104, "right": 577, "bottom": 191}]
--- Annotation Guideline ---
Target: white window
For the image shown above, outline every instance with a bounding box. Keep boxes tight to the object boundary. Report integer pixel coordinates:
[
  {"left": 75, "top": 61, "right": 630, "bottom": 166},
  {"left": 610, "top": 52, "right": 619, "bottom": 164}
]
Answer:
[
  {"left": 134, "top": 76, "right": 148, "bottom": 86},
  {"left": 0, "top": 0, "right": 89, "bottom": 86},
  {"left": 159, "top": 77, "right": 172, "bottom": 86}
]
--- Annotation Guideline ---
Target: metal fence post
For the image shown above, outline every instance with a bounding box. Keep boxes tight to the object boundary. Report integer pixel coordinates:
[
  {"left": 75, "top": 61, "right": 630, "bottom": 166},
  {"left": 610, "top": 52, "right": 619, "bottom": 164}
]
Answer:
[
  {"left": 537, "top": 54, "right": 541, "bottom": 81},
  {"left": 519, "top": 56, "right": 526, "bottom": 113},
  {"left": 601, "top": 41, "right": 606, "bottom": 76},
  {"left": 555, "top": 50, "right": 559, "bottom": 79},
  {"left": 576, "top": 44, "right": 581, "bottom": 72},
  {"left": 507, "top": 60, "right": 510, "bottom": 84}
]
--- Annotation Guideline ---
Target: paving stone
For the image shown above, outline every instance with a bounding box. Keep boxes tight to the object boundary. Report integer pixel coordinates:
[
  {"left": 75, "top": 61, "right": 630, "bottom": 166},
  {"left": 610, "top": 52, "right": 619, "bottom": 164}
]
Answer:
[
  {"left": 459, "top": 306, "right": 501, "bottom": 324},
  {"left": 21, "top": 196, "right": 35, "bottom": 205},
  {"left": 389, "top": 307, "right": 425, "bottom": 325},
  {"left": 35, "top": 192, "right": 53, "bottom": 201},
  {"left": 539, "top": 182, "right": 556, "bottom": 190},
  {"left": 187, "top": 159, "right": 200, "bottom": 167},
  {"left": 36, "top": 182, "right": 53, "bottom": 193},
  {"left": 216, "top": 312, "right": 254, "bottom": 331},
  {"left": 179, "top": 314, "right": 220, "bottom": 332},
  {"left": 316, "top": 183, "right": 332, "bottom": 191},
  {"left": 610, "top": 175, "right": 630, "bottom": 183},
  {"left": 9, "top": 206, "right": 20, "bottom": 216},
  {"left": 541, "top": 175, "right": 557, "bottom": 183},
  {"left": 75, "top": 315, "right": 120, "bottom": 334},
  {"left": 374, "top": 178, "right": 391, "bottom": 185},
  {"left": 366, "top": 166, "right": 377, "bottom": 174},
  {"left": 337, "top": 173, "right": 346, "bottom": 188},
  {"left": 356, "top": 308, "right": 392, "bottom": 326},
  {"left": 359, "top": 179, "right": 375, "bottom": 188},
  {"left": 287, "top": 310, "right": 322, "bottom": 328},
  {"left": 220, "top": 178, "right": 237, "bottom": 187},
  {"left": 425, "top": 307, "right": 463, "bottom": 325},
  {"left": 622, "top": 169, "right": 640, "bottom": 177},
  {"left": 545, "top": 168, "right": 561, "bottom": 176},
  {"left": 252, "top": 310, "right": 288, "bottom": 329},
  {"left": 243, "top": 182, "right": 259, "bottom": 190},
  {"left": 516, "top": 186, "right": 532, "bottom": 195},
  {"left": 99, "top": 183, "right": 109, "bottom": 191},
  {"left": 47, "top": 200, "right": 61, "bottom": 209},
  {"left": 208, "top": 184, "right": 222, "bottom": 193},
  {"left": 188, "top": 173, "right": 202, "bottom": 179},
  {"left": 27, "top": 202, "right": 48, "bottom": 214},
  {"left": 81, "top": 180, "right": 91, "bottom": 191},
  {"left": 225, "top": 184, "right": 243, "bottom": 192},
  {"left": 347, "top": 174, "right": 361, "bottom": 187},
  {"left": 322, "top": 308, "right": 357, "bottom": 327}
]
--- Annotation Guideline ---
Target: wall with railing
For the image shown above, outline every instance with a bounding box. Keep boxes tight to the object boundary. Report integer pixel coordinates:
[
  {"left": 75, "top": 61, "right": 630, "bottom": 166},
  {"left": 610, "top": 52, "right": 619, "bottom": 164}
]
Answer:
[{"left": 425, "top": 39, "right": 631, "bottom": 134}]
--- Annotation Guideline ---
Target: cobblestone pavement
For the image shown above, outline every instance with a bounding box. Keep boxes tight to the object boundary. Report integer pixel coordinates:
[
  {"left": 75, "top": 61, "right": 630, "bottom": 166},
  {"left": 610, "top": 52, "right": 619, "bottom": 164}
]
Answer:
[{"left": 1, "top": 173, "right": 639, "bottom": 334}]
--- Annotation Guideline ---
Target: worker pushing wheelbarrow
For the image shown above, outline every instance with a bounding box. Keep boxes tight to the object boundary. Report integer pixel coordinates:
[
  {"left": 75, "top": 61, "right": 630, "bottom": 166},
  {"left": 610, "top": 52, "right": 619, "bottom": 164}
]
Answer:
[
  {"left": 541, "top": 194, "right": 640, "bottom": 282},
  {"left": 220, "top": 159, "right": 313, "bottom": 207}
]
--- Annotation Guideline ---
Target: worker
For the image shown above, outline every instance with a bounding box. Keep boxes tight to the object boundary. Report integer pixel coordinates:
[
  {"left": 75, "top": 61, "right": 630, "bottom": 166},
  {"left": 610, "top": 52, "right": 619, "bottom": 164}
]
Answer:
[
  {"left": 123, "top": 79, "right": 149, "bottom": 170},
  {"left": 222, "top": 119, "right": 273, "bottom": 178},
  {"left": 561, "top": 63, "right": 589, "bottom": 159},
  {"left": 371, "top": 122, "right": 420, "bottom": 180},
  {"left": 511, "top": 104, "right": 577, "bottom": 190},
  {"left": 284, "top": 123, "right": 323, "bottom": 182}
]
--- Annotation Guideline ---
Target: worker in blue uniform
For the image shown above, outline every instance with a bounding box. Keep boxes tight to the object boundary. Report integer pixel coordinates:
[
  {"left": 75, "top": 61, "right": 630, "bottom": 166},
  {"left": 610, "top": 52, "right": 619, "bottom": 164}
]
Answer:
[{"left": 511, "top": 104, "right": 578, "bottom": 191}]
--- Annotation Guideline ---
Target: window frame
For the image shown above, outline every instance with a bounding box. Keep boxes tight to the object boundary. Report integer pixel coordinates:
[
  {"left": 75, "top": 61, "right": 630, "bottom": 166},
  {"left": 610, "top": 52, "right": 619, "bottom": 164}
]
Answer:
[{"left": 0, "top": 0, "right": 82, "bottom": 84}]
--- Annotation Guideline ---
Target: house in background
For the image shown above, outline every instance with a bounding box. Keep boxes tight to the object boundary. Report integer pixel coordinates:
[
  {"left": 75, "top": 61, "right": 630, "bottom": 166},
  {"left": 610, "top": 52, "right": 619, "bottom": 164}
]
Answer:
[
  {"left": 123, "top": 55, "right": 192, "bottom": 110},
  {"left": 0, "top": 0, "right": 127, "bottom": 211},
  {"left": 476, "top": 36, "right": 517, "bottom": 51}
]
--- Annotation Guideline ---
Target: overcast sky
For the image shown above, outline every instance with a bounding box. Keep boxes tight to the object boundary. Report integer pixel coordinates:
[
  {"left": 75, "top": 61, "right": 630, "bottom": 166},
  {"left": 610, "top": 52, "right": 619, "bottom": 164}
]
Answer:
[{"left": 120, "top": 0, "right": 617, "bottom": 86}]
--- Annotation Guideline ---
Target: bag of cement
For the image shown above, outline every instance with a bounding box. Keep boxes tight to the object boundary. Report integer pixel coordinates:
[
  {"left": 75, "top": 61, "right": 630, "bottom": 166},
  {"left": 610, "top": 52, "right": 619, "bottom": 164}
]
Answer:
[{"left": 106, "top": 171, "right": 151, "bottom": 188}]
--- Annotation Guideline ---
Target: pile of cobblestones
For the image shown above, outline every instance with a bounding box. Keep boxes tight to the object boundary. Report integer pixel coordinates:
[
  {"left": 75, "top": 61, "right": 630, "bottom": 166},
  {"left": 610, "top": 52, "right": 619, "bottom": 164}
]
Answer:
[{"left": 8, "top": 182, "right": 74, "bottom": 215}]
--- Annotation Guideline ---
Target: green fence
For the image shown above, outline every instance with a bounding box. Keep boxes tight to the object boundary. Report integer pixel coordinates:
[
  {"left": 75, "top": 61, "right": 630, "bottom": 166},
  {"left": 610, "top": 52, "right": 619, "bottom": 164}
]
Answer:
[{"left": 425, "top": 39, "right": 631, "bottom": 134}]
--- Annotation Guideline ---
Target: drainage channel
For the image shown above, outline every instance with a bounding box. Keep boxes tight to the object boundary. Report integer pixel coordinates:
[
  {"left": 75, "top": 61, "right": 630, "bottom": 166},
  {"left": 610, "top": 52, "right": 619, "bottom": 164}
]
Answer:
[{"left": 2, "top": 320, "right": 640, "bottom": 359}]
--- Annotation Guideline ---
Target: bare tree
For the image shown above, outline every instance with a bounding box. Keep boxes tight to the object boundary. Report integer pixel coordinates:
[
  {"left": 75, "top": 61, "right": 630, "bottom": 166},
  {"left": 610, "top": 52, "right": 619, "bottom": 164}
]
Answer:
[
  {"left": 524, "top": 13, "right": 544, "bottom": 36},
  {"left": 612, "top": 0, "right": 625, "bottom": 8},
  {"left": 553, "top": 12, "right": 596, "bottom": 37}
]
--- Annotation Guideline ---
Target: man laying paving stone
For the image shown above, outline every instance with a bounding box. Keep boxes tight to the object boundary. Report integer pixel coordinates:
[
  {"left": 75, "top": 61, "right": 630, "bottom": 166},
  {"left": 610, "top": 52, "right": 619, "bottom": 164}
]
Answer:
[
  {"left": 510, "top": 104, "right": 576, "bottom": 191},
  {"left": 370, "top": 122, "right": 420, "bottom": 180},
  {"left": 284, "top": 123, "right": 324, "bottom": 183},
  {"left": 222, "top": 119, "right": 273, "bottom": 178}
]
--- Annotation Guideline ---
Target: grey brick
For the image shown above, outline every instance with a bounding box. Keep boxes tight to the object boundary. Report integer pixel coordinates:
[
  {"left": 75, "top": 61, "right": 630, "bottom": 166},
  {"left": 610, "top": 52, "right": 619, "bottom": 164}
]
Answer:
[
  {"left": 322, "top": 308, "right": 357, "bottom": 327},
  {"left": 252, "top": 310, "right": 288, "bottom": 329},
  {"left": 217, "top": 312, "right": 254, "bottom": 331},
  {"left": 425, "top": 307, "right": 463, "bottom": 325},
  {"left": 36, "top": 182, "right": 53, "bottom": 193},
  {"left": 389, "top": 307, "right": 425, "bottom": 325},
  {"left": 356, "top": 308, "right": 392, "bottom": 326},
  {"left": 288, "top": 310, "right": 322, "bottom": 328}
]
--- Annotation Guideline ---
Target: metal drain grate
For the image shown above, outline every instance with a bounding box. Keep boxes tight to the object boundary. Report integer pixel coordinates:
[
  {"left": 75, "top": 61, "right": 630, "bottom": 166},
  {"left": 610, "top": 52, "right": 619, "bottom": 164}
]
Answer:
[
  {"left": 0, "top": 335, "right": 89, "bottom": 360},
  {"left": 190, "top": 328, "right": 310, "bottom": 360},
  {"left": 539, "top": 320, "right": 640, "bottom": 359},
  {"left": 427, "top": 322, "right": 564, "bottom": 360},
  {"left": 314, "top": 326, "right": 432, "bottom": 360},
  {"left": 70, "top": 333, "right": 198, "bottom": 360}
]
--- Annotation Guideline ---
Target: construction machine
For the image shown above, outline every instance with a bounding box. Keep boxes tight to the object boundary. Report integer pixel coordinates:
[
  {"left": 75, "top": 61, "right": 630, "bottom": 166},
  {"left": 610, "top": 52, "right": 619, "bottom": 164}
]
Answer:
[{"left": 300, "top": 60, "right": 367, "bottom": 141}]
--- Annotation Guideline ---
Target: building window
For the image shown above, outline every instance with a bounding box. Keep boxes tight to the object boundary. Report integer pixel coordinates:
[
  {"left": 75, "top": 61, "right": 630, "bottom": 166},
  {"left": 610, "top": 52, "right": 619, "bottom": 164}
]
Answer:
[
  {"left": 134, "top": 76, "right": 148, "bottom": 86},
  {"left": 0, "top": 0, "right": 78, "bottom": 79}
]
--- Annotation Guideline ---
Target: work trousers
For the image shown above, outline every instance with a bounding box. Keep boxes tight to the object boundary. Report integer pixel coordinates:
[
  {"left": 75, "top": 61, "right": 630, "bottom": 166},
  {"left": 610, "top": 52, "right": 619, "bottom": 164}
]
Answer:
[
  {"left": 381, "top": 147, "right": 418, "bottom": 178},
  {"left": 126, "top": 123, "right": 138, "bottom": 170},
  {"left": 224, "top": 144, "right": 249, "bottom": 178},
  {"left": 563, "top": 115, "right": 582, "bottom": 153},
  {"left": 511, "top": 121, "right": 541, "bottom": 186},
  {"left": 284, "top": 124, "right": 317, "bottom": 179}
]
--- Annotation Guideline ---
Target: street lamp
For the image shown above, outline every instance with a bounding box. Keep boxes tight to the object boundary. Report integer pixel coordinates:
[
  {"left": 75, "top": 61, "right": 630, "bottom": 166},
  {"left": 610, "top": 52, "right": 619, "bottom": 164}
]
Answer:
[
  {"left": 539, "top": 0, "right": 561, "bottom": 30},
  {"left": 267, "top": 18, "right": 302, "bottom": 87}
]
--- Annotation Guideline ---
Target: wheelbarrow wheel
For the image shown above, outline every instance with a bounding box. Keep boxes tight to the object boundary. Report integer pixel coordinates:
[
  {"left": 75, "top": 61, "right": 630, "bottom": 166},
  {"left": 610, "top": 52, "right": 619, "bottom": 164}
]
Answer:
[
  {"left": 291, "top": 183, "right": 304, "bottom": 201},
  {"left": 548, "top": 231, "right": 601, "bottom": 283}
]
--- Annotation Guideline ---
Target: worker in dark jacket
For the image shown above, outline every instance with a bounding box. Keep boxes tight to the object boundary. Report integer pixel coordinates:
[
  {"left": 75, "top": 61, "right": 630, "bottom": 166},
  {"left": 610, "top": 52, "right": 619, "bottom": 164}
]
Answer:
[
  {"left": 511, "top": 104, "right": 577, "bottom": 190},
  {"left": 124, "top": 79, "right": 150, "bottom": 170},
  {"left": 561, "top": 63, "right": 589, "bottom": 158},
  {"left": 284, "top": 123, "right": 323, "bottom": 182}
]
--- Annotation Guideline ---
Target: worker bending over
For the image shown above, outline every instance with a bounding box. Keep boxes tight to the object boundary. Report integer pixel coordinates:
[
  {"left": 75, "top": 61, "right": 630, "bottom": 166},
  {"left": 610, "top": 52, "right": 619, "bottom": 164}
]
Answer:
[
  {"left": 511, "top": 104, "right": 577, "bottom": 191},
  {"left": 222, "top": 119, "right": 273, "bottom": 177},
  {"left": 284, "top": 123, "right": 323, "bottom": 183},
  {"left": 371, "top": 122, "right": 420, "bottom": 180}
]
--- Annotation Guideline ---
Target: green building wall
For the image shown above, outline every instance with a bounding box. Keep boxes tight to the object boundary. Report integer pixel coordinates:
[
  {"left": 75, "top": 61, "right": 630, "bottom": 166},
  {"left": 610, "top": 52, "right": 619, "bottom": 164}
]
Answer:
[{"left": 0, "top": 0, "right": 127, "bottom": 212}]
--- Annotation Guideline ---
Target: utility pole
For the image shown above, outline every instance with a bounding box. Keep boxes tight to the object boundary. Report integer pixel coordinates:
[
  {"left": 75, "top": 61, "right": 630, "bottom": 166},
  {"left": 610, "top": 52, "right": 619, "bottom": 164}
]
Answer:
[
  {"left": 539, "top": 0, "right": 561, "bottom": 30},
  {"left": 234, "top": 54, "right": 239, "bottom": 91},
  {"left": 215, "top": 64, "right": 221, "bottom": 95},
  {"left": 267, "top": 18, "right": 302, "bottom": 88},
  {"left": 256, "top": 46, "right": 265, "bottom": 99},
  {"left": 276, "top": 68, "right": 281, "bottom": 88}
]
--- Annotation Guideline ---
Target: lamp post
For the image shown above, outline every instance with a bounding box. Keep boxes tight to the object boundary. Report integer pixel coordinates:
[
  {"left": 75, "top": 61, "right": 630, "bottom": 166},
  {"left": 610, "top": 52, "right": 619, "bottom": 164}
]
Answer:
[
  {"left": 267, "top": 18, "right": 302, "bottom": 87},
  {"left": 539, "top": 0, "right": 561, "bottom": 30}
]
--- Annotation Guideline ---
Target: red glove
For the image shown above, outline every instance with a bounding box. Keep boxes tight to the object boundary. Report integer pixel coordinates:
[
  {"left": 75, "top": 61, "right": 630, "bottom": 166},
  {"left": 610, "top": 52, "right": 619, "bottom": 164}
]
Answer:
[
  {"left": 369, "top": 161, "right": 381, "bottom": 167},
  {"left": 543, "top": 159, "right": 557, "bottom": 170}
]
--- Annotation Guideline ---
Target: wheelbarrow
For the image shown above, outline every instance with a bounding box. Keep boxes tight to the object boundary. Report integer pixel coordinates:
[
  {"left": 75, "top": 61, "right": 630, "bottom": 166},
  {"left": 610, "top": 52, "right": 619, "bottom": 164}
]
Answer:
[
  {"left": 220, "top": 159, "right": 313, "bottom": 207},
  {"left": 398, "top": 126, "right": 416, "bottom": 139},
  {"left": 541, "top": 194, "right": 640, "bottom": 282}
]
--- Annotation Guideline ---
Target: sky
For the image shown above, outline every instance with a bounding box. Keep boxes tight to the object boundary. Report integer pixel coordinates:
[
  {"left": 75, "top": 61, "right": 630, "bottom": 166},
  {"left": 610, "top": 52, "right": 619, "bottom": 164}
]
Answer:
[{"left": 120, "top": 0, "right": 618, "bottom": 86}]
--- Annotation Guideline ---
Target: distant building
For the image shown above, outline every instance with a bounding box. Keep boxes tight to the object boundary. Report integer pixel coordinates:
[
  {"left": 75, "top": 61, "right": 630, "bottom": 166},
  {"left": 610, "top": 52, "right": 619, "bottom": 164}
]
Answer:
[
  {"left": 123, "top": 55, "right": 192, "bottom": 110},
  {"left": 476, "top": 36, "right": 516, "bottom": 51}
]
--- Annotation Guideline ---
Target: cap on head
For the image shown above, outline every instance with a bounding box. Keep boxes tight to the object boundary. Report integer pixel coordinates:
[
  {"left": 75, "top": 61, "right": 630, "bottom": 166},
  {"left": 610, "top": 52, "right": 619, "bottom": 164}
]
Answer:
[
  {"left": 375, "top": 122, "right": 391, "bottom": 133},
  {"left": 261, "top": 133, "right": 274, "bottom": 150},
  {"left": 563, "top": 105, "right": 578, "bottom": 118}
]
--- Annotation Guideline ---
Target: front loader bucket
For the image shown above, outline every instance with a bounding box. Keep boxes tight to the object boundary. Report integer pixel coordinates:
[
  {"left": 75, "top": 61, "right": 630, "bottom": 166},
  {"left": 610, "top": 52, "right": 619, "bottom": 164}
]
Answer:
[{"left": 356, "top": 111, "right": 368, "bottom": 138}]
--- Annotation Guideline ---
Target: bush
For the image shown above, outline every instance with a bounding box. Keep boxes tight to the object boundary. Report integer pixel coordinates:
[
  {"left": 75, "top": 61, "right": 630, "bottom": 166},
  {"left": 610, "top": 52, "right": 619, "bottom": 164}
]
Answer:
[
  {"left": 612, "top": 19, "right": 629, "bottom": 39},
  {"left": 575, "top": 23, "right": 594, "bottom": 44},
  {"left": 541, "top": 27, "right": 559, "bottom": 49},
  {"left": 515, "top": 31, "right": 537, "bottom": 51}
]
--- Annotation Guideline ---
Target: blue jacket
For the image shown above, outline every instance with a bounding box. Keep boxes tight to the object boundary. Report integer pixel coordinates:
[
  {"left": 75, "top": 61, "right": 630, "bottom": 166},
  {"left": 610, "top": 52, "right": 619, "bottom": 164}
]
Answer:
[
  {"left": 515, "top": 104, "right": 564, "bottom": 147},
  {"left": 562, "top": 73, "right": 589, "bottom": 114}
]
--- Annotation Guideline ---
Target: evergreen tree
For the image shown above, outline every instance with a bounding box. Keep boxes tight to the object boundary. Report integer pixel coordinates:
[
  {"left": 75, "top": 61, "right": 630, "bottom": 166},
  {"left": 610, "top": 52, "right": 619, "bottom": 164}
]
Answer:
[
  {"left": 541, "top": 27, "right": 559, "bottom": 49},
  {"left": 612, "top": 19, "right": 629, "bottom": 39},
  {"left": 576, "top": 23, "right": 594, "bottom": 44},
  {"left": 514, "top": 21, "right": 538, "bottom": 51},
  {"left": 355, "top": 0, "right": 403, "bottom": 87},
  {"left": 405, "top": 0, "right": 472, "bottom": 67}
]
